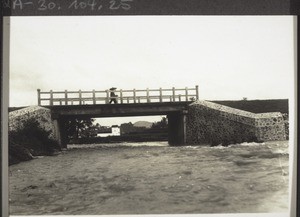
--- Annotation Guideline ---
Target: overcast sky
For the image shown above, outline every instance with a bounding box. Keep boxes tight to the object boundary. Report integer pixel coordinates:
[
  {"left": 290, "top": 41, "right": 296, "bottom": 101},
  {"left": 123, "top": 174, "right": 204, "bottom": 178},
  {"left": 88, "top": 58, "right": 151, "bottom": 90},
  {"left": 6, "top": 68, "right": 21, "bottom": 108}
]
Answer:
[{"left": 8, "top": 16, "right": 295, "bottom": 125}]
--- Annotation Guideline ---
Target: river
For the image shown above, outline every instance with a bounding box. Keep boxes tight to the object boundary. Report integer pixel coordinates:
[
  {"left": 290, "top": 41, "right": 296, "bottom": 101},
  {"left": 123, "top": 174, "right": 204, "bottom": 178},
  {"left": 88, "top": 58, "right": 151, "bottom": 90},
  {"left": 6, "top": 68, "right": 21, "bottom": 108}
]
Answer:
[{"left": 9, "top": 141, "right": 290, "bottom": 215}]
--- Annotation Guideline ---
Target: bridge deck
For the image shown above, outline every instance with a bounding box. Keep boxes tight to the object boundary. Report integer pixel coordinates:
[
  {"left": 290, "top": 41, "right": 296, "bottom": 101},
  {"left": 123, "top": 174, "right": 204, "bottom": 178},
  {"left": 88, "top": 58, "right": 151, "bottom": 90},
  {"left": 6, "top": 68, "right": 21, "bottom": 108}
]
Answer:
[{"left": 38, "top": 86, "right": 199, "bottom": 106}]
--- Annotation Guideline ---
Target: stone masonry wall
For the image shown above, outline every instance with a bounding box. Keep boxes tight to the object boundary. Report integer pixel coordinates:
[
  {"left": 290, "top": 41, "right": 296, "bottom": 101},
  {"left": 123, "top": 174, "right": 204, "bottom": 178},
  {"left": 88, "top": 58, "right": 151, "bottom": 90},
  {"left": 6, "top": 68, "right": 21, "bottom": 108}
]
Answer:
[
  {"left": 9, "top": 106, "right": 57, "bottom": 140},
  {"left": 186, "top": 101, "right": 286, "bottom": 145}
]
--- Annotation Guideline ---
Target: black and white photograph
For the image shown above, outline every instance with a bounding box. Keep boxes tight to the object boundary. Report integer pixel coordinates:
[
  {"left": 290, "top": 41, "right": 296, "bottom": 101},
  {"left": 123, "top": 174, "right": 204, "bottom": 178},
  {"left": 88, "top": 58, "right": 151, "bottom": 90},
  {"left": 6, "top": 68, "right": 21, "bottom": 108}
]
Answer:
[{"left": 5, "top": 15, "right": 295, "bottom": 215}]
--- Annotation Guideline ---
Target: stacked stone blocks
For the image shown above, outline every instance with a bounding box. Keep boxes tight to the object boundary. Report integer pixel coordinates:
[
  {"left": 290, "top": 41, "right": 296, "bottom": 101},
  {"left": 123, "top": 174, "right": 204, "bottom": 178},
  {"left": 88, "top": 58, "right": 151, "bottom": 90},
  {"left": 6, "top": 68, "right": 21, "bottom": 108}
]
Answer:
[
  {"left": 9, "top": 106, "right": 58, "bottom": 140},
  {"left": 187, "top": 101, "right": 287, "bottom": 145}
]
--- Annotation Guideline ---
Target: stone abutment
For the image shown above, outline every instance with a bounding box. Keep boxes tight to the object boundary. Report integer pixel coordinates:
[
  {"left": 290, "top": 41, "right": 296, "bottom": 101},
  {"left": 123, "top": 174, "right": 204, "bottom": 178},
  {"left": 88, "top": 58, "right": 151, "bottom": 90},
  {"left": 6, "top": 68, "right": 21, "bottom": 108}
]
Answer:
[{"left": 186, "top": 101, "right": 287, "bottom": 145}]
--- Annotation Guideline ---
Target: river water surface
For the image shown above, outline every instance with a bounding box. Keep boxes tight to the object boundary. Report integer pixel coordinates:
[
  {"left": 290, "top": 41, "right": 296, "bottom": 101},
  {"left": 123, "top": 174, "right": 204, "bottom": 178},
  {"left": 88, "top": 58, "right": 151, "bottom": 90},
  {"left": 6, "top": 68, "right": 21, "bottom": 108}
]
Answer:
[{"left": 9, "top": 141, "right": 290, "bottom": 215}]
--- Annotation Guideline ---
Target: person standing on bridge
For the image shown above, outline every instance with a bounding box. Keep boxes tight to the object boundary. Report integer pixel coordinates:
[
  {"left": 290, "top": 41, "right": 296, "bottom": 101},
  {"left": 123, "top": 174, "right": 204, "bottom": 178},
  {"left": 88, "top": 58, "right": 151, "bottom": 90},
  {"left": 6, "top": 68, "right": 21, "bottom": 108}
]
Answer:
[{"left": 109, "top": 87, "right": 118, "bottom": 104}]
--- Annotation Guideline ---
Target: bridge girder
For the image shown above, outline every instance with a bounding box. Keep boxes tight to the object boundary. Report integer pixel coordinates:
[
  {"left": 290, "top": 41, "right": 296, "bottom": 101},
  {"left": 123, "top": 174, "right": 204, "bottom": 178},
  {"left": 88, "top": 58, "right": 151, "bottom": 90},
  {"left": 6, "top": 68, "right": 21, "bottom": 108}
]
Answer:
[{"left": 49, "top": 102, "right": 191, "bottom": 119}]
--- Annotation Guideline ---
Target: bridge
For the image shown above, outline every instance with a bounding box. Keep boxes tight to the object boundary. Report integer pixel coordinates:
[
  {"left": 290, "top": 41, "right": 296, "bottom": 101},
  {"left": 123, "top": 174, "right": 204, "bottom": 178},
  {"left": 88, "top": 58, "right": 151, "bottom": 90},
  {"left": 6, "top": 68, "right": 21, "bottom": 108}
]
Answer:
[
  {"left": 9, "top": 85, "right": 286, "bottom": 149},
  {"left": 37, "top": 86, "right": 199, "bottom": 106},
  {"left": 38, "top": 86, "right": 199, "bottom": 147}
]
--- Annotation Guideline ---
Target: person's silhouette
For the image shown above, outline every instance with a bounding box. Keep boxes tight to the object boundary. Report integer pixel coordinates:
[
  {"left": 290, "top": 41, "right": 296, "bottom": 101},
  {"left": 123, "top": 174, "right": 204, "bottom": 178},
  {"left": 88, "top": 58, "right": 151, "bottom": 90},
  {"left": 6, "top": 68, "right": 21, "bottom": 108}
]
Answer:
[{"left": 109, "top": 87, "right": 118, "bottom": 104}]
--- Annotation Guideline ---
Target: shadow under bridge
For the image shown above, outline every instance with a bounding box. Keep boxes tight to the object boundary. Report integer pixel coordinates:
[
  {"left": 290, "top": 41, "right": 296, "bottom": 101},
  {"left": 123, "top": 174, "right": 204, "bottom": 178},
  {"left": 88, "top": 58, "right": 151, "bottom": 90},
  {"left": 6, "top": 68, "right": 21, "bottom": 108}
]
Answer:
[{"left": 50, "top": 102, "right": 192, "bottom": 148}]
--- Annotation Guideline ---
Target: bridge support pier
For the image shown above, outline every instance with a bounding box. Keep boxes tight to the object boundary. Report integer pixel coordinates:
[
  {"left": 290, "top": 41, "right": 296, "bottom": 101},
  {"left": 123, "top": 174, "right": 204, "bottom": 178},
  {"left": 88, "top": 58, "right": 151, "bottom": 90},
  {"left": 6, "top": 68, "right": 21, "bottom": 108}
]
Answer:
[
  {"left": 52, "top": 117, "right": 68, "bottom": 149},
  {"left": 167, "top": 111, "right": 187, "bottom": 146}
]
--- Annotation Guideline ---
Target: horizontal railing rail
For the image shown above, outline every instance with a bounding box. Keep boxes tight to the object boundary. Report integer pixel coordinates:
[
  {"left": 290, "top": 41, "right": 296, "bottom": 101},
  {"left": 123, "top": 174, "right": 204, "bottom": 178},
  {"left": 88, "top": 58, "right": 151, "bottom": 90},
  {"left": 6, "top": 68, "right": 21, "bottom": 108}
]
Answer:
[{"left": 37, "top": 86, "right": 199, "bottom": 106}]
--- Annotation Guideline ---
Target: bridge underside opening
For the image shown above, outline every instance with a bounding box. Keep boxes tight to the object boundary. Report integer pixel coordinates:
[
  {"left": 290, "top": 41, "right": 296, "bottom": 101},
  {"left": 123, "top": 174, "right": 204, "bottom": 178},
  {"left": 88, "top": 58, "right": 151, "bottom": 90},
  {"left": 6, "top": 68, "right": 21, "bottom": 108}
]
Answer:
[
  {"left": 76, "top": 115, "right": 167, "bottom": 143},
  {"left": 50, "top": 103, "right": 190, "bottom": 148},
  {"left": 53, "top": 114, "right": 187, "bottom": 148}
]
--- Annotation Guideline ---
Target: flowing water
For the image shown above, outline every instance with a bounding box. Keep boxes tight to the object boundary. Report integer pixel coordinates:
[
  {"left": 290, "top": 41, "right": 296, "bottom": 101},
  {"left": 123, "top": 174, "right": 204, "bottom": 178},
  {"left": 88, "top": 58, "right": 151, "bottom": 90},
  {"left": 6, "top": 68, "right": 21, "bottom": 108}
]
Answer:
[{"left": 9, "top": 141, "right": 290, "bottom": 215}]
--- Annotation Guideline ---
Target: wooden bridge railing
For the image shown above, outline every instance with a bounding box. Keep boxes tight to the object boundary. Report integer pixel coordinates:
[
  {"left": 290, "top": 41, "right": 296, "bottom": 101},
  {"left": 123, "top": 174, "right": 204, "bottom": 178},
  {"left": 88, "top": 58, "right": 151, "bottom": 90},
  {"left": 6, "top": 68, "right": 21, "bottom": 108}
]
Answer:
[{"left": 37, "top": 86, "right": 199, "bottom": 106}]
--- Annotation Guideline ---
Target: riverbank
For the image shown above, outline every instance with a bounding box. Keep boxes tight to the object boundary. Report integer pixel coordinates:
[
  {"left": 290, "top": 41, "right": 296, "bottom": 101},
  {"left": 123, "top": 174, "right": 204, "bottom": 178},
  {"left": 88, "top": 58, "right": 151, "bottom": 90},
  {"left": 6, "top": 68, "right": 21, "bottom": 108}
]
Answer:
[{"left": 9, "top": 141, "right": 289, "bottom": 215}]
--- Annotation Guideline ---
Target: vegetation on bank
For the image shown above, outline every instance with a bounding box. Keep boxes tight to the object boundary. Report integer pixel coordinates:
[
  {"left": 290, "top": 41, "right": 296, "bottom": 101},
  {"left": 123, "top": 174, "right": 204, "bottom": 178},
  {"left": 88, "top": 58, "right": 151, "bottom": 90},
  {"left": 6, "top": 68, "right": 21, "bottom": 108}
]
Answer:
[
  {"left": 212, "top": 99, "right": 288, "bottom": 114},
  {"left": 65, "top": 118, "right": 96, "bottom": 140},
  {"left": 9, "top": 117, "right": 61, "bottom": 165}
]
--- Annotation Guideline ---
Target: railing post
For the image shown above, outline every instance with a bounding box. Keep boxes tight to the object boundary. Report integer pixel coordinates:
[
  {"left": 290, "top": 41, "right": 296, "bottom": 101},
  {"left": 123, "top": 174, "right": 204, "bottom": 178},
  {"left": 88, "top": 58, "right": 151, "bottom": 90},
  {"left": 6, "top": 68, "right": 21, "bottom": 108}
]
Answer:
[
  {"left": 146, "top": 88, "right": 150, "bottom": 103},
  {"left": 37, "top": 89, "right": 41, "bottom": 106},
  {"left": 106, "top": 90, "right": 109, "bottom": 104},
  {"left": 65, "top": 90, "right": 68, "bottom": 105},
  {"left": 50, "top": 90, "right": 53, "bottom": 106},
  {"left": 133, "top": 89, "right": 136, "bottom": 103},
  {"left": 120, "top": 89, "right": 123, "bottom": 104},
  {"left": 159, "top": 88, "right": 162, "bottom": 102},
  {"left": 196, "top": 85, "right": 199, "bottom": 100},
  {"left": 172, "top": 87, "right": 175, "bottom": 102},
  {"left": 79, "top": 89, "right": 82, "bottom": 105},
  {"left": 92, "top": 89, "right": 96, "bottom": 104},
  {"left": 179, "top": 94, "right": 181, "bottom": 102},
  {"left": 185, "top": 87, "right": 188, "bottom": 101}
]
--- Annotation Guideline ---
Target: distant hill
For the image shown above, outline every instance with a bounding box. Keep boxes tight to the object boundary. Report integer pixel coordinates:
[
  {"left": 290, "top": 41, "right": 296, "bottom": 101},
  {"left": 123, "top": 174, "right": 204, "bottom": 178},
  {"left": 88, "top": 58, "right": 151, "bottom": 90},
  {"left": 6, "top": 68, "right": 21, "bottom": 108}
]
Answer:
[{"left": 133, "top": 121, "right": 153, "bottom": 128}]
